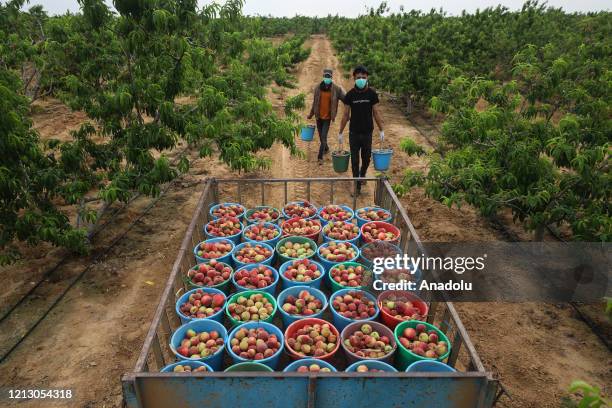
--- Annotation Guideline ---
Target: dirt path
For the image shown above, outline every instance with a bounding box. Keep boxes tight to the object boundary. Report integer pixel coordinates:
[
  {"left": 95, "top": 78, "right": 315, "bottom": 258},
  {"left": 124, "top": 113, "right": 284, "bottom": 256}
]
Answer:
[{"left": 0, "top": 35, "right": 609, "bottom": 408}]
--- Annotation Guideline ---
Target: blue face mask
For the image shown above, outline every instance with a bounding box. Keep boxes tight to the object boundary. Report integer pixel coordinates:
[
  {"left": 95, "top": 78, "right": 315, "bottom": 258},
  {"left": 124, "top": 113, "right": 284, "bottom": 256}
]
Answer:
[
  {"left": 355, "top": 78, "right": 368, "bottom": 89},
  {"left": 323, "top": 78, "right": 332, "bottom": 85}
]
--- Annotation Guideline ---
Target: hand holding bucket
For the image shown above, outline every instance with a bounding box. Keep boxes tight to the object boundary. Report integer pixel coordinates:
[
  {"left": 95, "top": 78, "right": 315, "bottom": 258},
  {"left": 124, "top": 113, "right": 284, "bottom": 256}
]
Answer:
[{"left": 372, "top": 130, "right": 393, "bottom": 172}]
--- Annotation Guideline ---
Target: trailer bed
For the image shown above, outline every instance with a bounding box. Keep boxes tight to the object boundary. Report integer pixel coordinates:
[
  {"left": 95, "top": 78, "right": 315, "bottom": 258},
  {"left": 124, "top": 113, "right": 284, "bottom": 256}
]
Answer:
[{"left": 121, "top": 177, "right": 498, "bottom": 408}]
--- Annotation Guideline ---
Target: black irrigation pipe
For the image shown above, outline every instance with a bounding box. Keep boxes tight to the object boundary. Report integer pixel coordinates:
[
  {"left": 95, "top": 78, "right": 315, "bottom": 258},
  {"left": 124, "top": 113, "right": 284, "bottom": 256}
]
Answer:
[
  {"left": 569, "top": 303, "right": 612, "bottom": 351},
  {"left": 0, "top": 146, "right": 191, "bottom": 325},
  {"left": 404, "top": 113, "right": 442, "bottom": 155},
  {"left": 0, "top": 148, "right": 194, "bottom": 363},
  {"left": 0, "top": 175, "right": 184, "bottom": 364},
  {"left": 0, "top": 197, "right": 138, "bottom": 325}
]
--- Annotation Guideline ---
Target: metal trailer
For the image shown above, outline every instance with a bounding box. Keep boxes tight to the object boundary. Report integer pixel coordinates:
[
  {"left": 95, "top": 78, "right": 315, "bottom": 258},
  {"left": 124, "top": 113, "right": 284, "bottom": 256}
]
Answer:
[{"left": 122, "top": 177, "right": 499, "bottom": 408}]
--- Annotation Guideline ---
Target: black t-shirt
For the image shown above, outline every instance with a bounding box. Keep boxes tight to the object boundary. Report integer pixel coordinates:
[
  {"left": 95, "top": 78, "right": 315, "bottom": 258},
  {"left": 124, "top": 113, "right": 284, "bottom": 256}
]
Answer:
[{"left": 343, "top": 87, "right": 379, "bottom": 134}]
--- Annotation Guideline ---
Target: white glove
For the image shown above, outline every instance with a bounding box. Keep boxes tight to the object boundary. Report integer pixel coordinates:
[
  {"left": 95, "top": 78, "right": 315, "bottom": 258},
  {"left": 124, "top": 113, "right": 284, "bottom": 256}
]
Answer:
[
  {"left": 338, "top": 133, "right": 344, "bottom": 146},
  {"left": 380, "top": 130, "right": 385, "bottom": 142}
]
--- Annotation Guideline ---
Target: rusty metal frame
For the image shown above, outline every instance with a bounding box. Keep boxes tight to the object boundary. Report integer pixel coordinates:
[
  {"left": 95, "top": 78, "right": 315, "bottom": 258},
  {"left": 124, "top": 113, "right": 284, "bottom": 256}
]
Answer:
[{"left": 123, "top": 177, "right": 497, "bottom": 407}]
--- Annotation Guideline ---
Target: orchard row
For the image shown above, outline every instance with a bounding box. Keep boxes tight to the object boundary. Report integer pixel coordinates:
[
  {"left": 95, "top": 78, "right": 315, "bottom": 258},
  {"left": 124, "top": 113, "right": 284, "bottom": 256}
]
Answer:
[{"left": 329, "top": 6, "right": 610, "bottom": 241}]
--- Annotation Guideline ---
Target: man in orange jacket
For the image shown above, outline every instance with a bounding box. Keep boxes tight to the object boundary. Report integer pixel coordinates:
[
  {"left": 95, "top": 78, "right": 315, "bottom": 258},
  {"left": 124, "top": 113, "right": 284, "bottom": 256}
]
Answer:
[{"left": 308, "top": 68, "right": 345, "bottom": 164}]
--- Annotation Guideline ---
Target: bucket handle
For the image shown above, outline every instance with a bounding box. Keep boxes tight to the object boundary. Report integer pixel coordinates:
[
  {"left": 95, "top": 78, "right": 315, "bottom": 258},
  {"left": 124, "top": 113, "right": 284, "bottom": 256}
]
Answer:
[
  {"left": 379, "top": 130, "right": 386, "bottom": 150},
  {"left": 182, "top": 274, "right": 196, "bottom": 289}
]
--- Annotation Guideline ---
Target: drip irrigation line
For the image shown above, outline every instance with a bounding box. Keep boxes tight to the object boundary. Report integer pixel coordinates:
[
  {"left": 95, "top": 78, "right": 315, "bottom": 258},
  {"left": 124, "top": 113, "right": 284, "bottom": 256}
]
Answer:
[
  {"left": 0, "top": 148, "right": 194, "bottom": 363},
  {"left": 0, "top": 146, "right": 191, "bottom": 325}
]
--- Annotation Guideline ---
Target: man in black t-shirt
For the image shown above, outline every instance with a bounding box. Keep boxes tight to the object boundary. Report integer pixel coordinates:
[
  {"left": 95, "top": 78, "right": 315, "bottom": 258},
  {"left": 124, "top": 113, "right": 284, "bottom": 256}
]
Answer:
[{"left": 339, "top": 65, "right": 385, "bottom": 195}]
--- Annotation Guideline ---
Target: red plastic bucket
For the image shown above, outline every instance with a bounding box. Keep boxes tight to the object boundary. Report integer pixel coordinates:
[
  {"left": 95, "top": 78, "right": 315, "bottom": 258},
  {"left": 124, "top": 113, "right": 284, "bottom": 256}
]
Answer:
[
  {"left": 360, "top": 221, "right": 400, "bottom": 245},
  {"left": 284, "top": 318, "right": 340, "bottom": 362},
  {"left": 377, "top": 290, "right": 429, "bottom": 330}
]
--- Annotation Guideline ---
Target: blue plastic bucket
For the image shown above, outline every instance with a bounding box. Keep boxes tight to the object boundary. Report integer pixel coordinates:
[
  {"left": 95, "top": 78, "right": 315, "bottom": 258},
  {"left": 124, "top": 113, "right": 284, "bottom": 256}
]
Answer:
[
  {"left": 241, "top": 222, "right": 282, "bottom": 248},
  {"left": 276, "top": 285, "right": 328, "bottom": 328},
  {"left": 245, "top": 206, "right": 281, "bottom": 225},
  {"left": 284, "top": 358, "right": 337, "bottom": 372},
  {"left": 282, "top": 201, "right": 318, "bottom": 220},
  {"left": 278, "top": 259, "right": 326, "bottom": 289},
  {"left": 209, "top": 202, "right": 246, "bottom": 221},
  {"left": 226, "top": 321, "right": 285, "bottom": 369},
  {"left": 232, "top": 264, "right": 279, "bottom": 295},
  {"left": 345, "top": 360, "right": 398, "bottom": 372},
  {"left": 329, "top": 288, "right": 380, "bottom": 332},
  {"left": 321, "top": 221, "right": 362, "bottom": 246},
  {"left": 193, "top": 238, "right": 235, "bottom": 265},
  {"left": 204, "top": 219, "right": 243, "bottom": 244},
  {"left": 161, "top": 360, "right": 213, "bottom": 373},
  {"left": 406, "top": 360, "right": 456, "bottom": 373},
  {"left": 316, "top": 241, "right": 360, "bottom": 271},
  {"left": 300, "top": 125, "right": 315, "bottom": 141},
  {"left": 372, "top": 149, "right": 393, "bottom": 171},
  {"left": 175, "top": 287, "right": 226, "bottom": 325},
  {"left": 231, "top": 242, "right": 275, "bottom": 269},
  {"left": 354, "top": 206, "right": 393, "bottom": 227},
  {"left": 169, "top": 320, "right": 227, "bottom": 371},
  {"left": 317, "top": 205, "right": 354, "bottom": 223}
]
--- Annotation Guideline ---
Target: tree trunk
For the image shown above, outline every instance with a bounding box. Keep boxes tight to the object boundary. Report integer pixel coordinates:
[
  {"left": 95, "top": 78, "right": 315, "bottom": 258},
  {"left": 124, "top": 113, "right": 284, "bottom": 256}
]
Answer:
[
  {"left": 534, "top": 225, "right": 545, "bottom": 241},
  {"left": 406, "top": 93, "right": 413, "bottom": 114}
]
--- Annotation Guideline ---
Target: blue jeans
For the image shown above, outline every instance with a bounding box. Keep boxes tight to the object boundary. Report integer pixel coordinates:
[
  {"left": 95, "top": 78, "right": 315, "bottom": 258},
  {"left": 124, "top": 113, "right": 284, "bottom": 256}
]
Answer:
[{"left": 316, "top": 119, "right": 331, "bottom": 160}]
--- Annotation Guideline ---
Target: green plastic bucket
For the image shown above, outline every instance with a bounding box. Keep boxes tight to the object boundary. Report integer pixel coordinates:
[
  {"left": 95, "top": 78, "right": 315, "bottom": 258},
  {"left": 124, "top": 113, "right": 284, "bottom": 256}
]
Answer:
[
  {"left": 275, "top": 236, "right": 318, "bottom": 264},
  {"left": 327, "top": 261, "right": 372, "bottom": 293},
  {"left": 225, "top": 290, "right": 278, "bottom": 327},
  {"left": 393, "top": 320, "right": 451, "bottom": 371},
  {"left": 224, "top": 362, "right": 273, "bottom": 372},
  {"left": 184, "top": 262, "right": 234, "bottom": 294},
  {"left": 332, "top": 151, "right": 350, "bottom": 173}
]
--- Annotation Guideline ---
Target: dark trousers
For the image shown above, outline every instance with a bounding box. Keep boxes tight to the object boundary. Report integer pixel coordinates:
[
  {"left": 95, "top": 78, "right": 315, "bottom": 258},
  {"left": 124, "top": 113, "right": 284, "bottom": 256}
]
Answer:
[
  {"left": 316, "top": 119, "right": 331, "bottom": 160},
  {"left": 349, "top": 132, "right": 372, "bottom": 180}
]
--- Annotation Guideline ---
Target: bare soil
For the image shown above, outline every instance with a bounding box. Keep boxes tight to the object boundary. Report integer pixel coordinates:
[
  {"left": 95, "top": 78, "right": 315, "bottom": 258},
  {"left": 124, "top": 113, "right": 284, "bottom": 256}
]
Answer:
[{"left": 0, "top": 35, "right": 609, "bottom": 408}]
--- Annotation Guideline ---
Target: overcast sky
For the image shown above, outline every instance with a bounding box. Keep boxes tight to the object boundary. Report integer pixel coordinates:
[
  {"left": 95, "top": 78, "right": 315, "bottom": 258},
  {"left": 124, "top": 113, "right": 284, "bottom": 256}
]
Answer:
[{"left": 28, "top": 0, "right": 610, "bottom": 16}]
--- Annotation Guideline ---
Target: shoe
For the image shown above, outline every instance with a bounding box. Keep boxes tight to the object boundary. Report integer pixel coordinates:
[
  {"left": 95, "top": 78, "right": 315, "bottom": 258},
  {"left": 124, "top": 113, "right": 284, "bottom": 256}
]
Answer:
[
  {"left": 318, "top": 159, "right": 323, "bottom": 166},
  {"left": 350, "top": 187, "right": 361, "bottom": 197}
]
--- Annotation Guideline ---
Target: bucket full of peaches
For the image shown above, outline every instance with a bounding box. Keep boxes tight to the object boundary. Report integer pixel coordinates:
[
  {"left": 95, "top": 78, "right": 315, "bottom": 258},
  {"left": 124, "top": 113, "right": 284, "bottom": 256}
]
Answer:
[
  {"left": 281, "top": 217, "right": 322, "bottom": 242},
  {"left": 360, "top": 221, "right": 400, "bottom": 245},
  {"left": 377, "top": 290, "right": 428, "bottom": 330}
]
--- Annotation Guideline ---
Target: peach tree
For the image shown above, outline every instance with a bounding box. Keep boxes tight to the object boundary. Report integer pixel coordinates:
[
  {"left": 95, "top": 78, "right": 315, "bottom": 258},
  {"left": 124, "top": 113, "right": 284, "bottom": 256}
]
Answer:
[
  {"left": 398, "top": 44, "right": 610, "bottom": 241},
  {"left": 0, "top": 0, "right": 306, "bottom": 263},
  {"left": 0, "top": 66, "right": 91, "bottom": 264}
]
